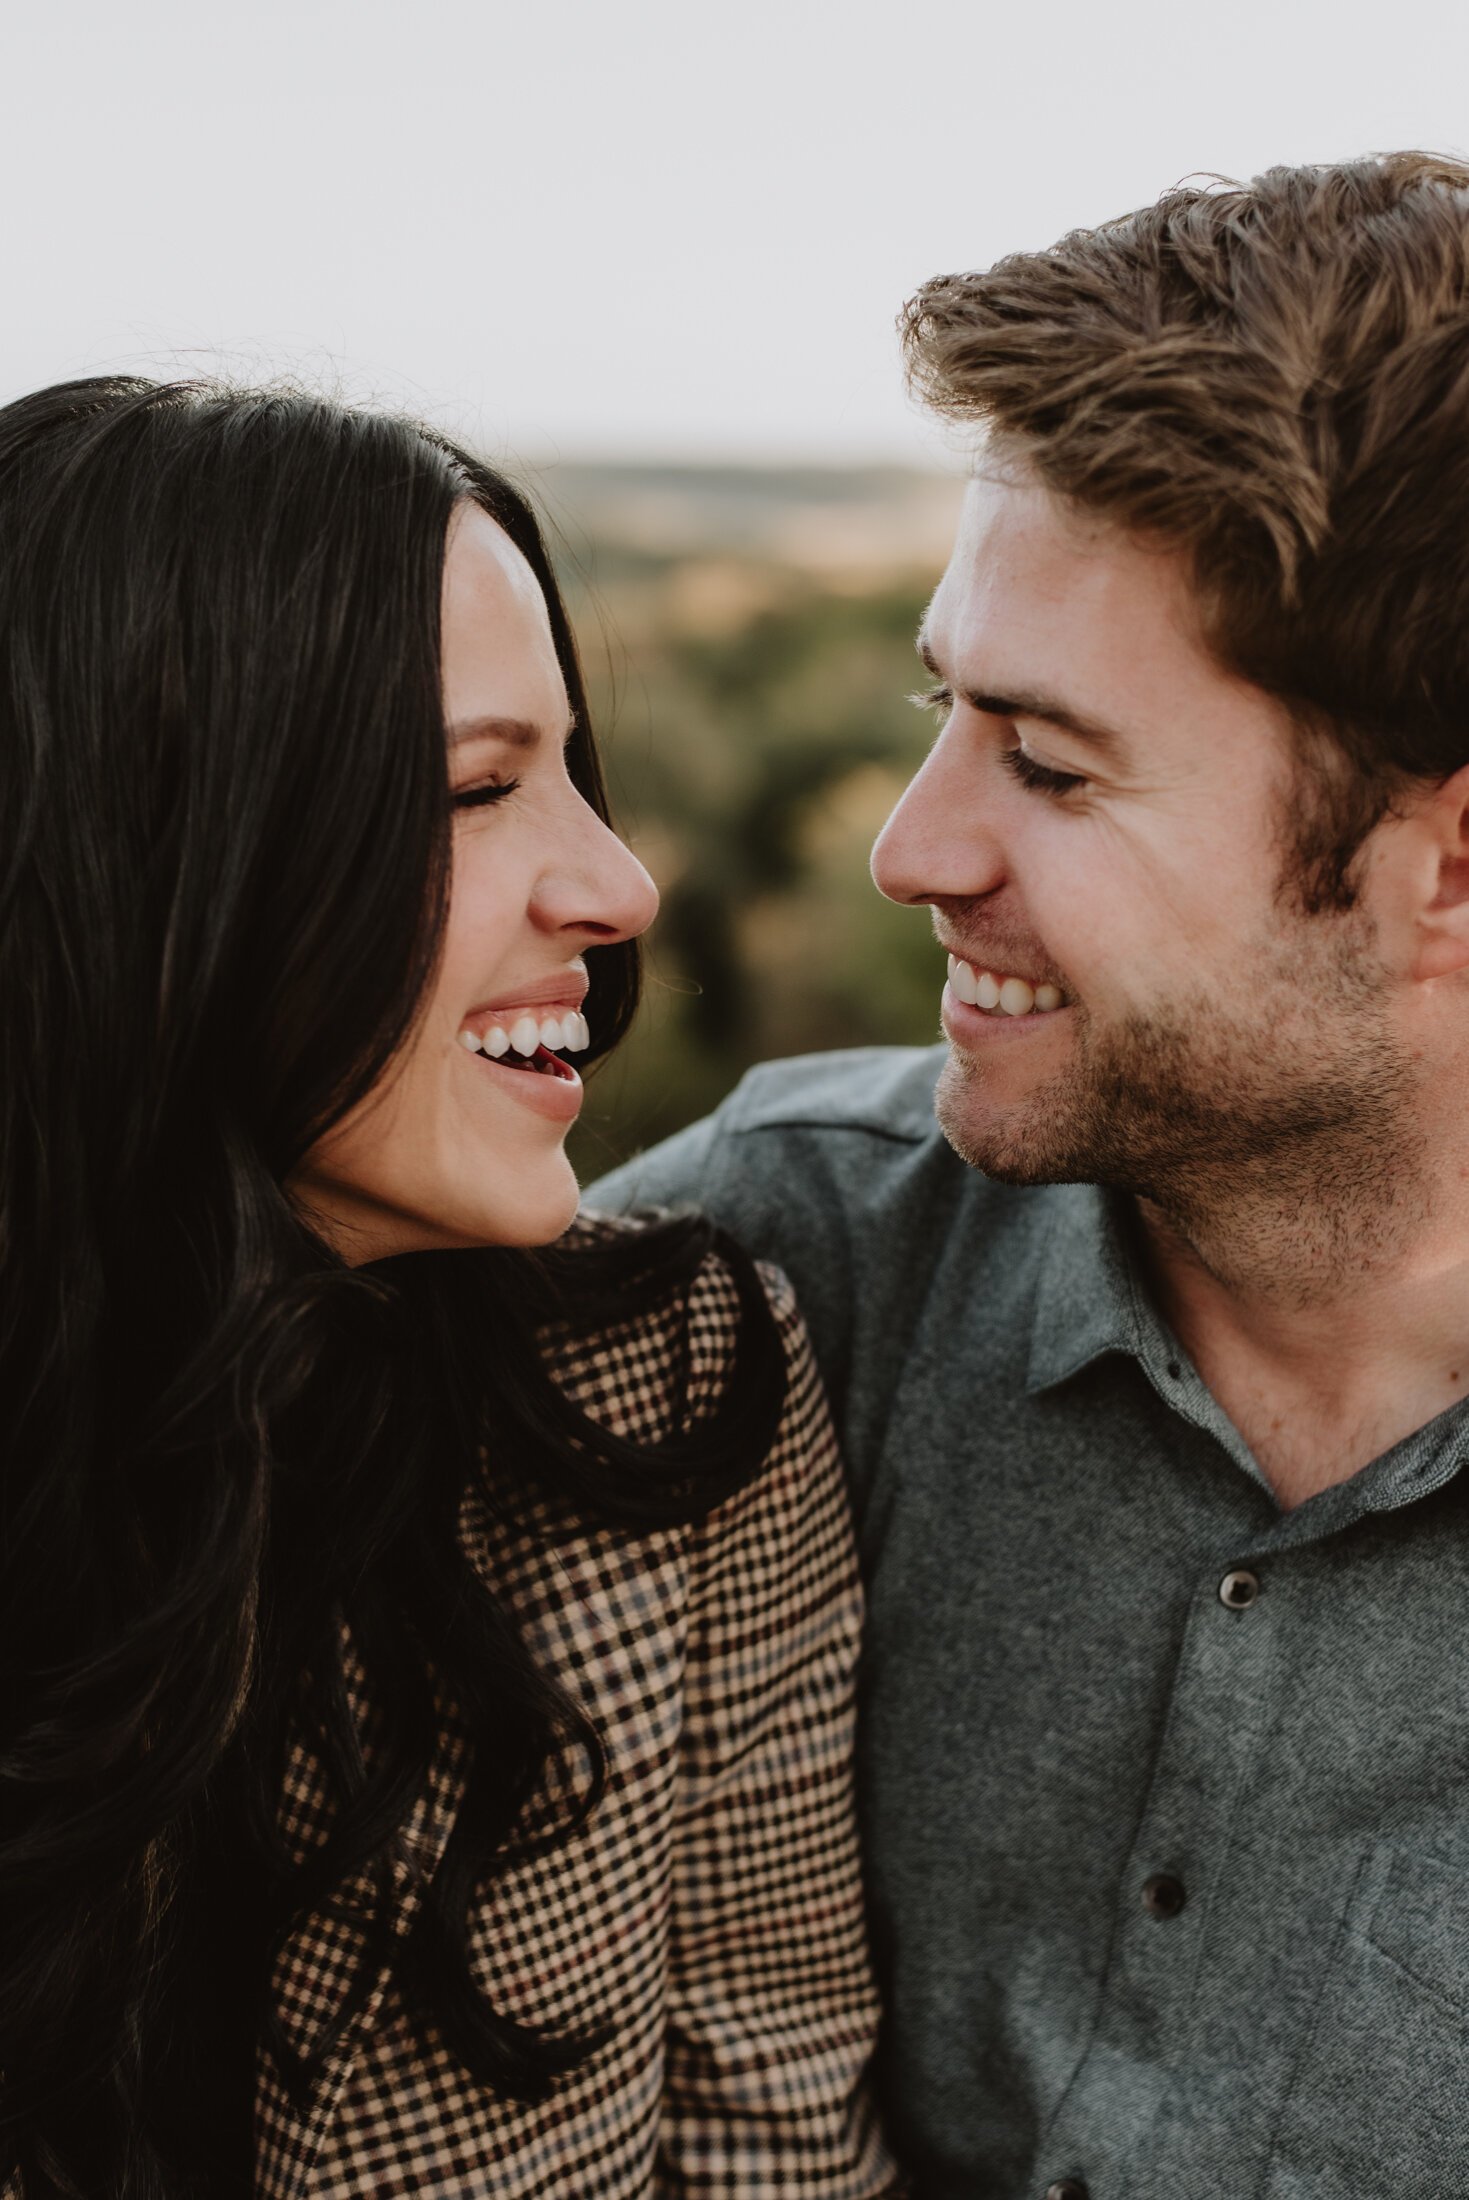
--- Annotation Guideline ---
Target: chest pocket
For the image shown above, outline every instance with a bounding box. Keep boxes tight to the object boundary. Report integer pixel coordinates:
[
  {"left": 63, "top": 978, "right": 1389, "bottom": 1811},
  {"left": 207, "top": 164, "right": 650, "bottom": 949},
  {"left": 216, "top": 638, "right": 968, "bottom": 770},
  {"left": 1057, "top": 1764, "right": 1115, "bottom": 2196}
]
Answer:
[{"left": 1263, "top": 1845, "right": 1469, "bottom": 2198}]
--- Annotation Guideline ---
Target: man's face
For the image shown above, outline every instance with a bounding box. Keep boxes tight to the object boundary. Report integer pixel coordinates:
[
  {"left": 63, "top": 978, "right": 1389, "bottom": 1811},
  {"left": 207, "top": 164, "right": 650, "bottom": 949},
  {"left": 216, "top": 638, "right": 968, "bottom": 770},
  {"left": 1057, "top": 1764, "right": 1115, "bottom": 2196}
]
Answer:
[{"left": 871, "top": 468, "right": 1410, "bottom": 1218}]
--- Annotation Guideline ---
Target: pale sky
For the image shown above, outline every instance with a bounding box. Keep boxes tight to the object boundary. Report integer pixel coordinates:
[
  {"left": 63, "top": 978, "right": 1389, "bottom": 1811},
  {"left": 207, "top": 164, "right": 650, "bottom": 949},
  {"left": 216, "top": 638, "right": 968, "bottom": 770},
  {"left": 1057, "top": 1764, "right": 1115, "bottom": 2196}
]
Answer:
[{"left": 3, "top": 0, "right": 1466, "bottom": 463}]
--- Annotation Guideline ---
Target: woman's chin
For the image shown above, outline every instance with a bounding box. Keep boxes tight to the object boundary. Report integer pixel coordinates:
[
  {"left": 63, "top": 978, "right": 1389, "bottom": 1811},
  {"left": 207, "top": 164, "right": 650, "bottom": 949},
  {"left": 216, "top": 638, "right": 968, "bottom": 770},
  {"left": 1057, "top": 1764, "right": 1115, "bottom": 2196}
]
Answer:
[
  {"left": 291, "top": 1154, "right": 584, "bottom": 1264},
  {"left": 470, "top": 1175, "right": 582, "bottom": 1250},
  {"left": 440, "top": 1151, "right": 583, "bottom": 1251}
]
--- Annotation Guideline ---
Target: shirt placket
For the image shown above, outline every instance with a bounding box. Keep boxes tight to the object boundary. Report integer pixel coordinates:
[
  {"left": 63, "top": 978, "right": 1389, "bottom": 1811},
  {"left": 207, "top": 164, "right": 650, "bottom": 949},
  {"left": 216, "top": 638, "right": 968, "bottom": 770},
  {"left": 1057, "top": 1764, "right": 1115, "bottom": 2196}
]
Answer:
[
  {"left": 1032, "top": 1523, "right": 1289, "bottom": 2200},
  {"left": 1029, "top": 1319, "right": 1469, "bottom": 2200}
]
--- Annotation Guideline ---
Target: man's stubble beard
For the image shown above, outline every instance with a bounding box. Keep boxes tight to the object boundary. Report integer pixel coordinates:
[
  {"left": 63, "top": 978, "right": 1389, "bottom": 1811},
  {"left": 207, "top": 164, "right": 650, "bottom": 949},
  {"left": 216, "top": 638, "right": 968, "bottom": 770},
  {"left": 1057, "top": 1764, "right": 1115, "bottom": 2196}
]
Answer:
[{"left": 935, "top": 898, "right": 1427, "bottom": 1297}]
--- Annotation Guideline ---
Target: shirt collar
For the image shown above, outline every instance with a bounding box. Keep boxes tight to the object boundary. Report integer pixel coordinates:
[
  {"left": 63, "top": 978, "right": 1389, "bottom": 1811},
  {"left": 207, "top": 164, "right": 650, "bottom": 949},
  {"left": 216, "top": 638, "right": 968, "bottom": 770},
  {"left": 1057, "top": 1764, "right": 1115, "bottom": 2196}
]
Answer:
[
  {"left": 1022, "top": 1175, "right": 1469, "bottom": 1529},
  {"left": 1025, "top": 1180, "right": 1146, "bottom": 1395}
]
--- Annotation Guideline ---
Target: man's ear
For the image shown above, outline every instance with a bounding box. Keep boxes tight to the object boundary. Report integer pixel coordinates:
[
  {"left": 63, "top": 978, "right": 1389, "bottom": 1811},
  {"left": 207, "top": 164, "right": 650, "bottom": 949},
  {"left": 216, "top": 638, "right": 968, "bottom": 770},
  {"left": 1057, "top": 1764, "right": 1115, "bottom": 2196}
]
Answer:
[{"left": 1413, "top": 760, "right": 1469, "bottom": 981}]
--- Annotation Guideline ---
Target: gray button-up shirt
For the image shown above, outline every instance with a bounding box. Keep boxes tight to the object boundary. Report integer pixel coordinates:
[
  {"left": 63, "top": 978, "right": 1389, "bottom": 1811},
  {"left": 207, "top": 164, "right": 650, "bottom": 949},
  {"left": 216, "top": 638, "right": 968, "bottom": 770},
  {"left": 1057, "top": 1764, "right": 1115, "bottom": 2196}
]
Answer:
[{"left": 590, "top": 1045, "right": 1469, "bottom": 2200}]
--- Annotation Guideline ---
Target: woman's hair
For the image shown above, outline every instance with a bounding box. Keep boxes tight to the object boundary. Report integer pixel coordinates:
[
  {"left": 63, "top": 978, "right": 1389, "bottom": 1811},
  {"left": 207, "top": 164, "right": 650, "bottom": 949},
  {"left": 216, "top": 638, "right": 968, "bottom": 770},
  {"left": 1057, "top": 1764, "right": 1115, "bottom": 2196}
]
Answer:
[
  {"left": 901, "top": 150, "right": 1469, "bottom": 910},
  {"left": 0, "top": 379, "right": 785, "bottom": 2197}
]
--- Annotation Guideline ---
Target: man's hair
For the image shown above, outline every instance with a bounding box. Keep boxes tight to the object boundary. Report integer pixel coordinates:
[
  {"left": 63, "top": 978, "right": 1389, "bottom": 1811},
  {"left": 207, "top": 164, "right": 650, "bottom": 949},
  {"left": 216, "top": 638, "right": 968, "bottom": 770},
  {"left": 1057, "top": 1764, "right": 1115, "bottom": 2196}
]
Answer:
[{"left": 902, "top": 152, "right": 1469, "bottom": 908}]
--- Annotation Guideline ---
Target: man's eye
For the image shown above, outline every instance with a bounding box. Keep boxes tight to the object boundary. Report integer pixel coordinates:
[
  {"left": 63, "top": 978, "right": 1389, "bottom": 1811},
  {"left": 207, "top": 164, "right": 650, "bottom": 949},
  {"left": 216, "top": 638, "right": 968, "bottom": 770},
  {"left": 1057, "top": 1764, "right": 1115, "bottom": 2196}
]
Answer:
[
  {"left": 452, "top": 776, "right": 521, "bottom": 811},
  {"left": 1000, "top": 746, "right": 1087, "bottom": 797}
]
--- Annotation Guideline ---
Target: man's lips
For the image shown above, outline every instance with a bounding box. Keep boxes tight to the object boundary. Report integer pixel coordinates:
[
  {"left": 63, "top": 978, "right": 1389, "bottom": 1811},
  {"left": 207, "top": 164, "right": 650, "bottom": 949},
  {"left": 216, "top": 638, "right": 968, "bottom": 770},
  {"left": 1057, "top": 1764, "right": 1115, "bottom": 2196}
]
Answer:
[
  {"left": 940, "top": 949, "right": 1070, "bottom": 1029},
  {"left": 937, "top": 940, "right": 1063, "bottom": 993}
]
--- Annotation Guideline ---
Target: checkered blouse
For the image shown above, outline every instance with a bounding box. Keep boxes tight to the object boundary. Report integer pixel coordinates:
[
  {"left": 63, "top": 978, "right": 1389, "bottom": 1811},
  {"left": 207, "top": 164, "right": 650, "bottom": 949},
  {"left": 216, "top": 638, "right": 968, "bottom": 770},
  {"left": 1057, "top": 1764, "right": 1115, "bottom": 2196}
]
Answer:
[{"left": 255, "top": 1238, "right": 905, "bottom": 2198}]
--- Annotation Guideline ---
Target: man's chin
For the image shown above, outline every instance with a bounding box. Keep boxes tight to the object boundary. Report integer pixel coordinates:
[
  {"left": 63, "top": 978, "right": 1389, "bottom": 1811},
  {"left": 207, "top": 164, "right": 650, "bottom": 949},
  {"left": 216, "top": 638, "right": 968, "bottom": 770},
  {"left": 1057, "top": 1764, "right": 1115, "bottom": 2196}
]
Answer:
[{"left": 933, "top": 1054, "right": 1080, "bottom": 1186}]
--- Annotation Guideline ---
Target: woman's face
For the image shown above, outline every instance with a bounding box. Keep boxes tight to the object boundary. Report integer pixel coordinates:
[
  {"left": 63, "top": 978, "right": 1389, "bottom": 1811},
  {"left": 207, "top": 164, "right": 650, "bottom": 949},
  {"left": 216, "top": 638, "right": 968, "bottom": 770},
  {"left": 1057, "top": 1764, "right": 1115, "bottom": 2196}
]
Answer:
[{"left": 292, "top": 503, "right": 658, "bottom": 1262}]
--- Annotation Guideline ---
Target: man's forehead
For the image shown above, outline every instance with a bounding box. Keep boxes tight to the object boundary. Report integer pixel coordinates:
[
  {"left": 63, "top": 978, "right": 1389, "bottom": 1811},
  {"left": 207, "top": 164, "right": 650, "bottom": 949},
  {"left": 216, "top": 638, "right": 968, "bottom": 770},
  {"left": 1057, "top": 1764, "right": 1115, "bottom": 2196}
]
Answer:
[
  {"left": 938, "top": 472, "right": 1140, "bottom": 615},
  {"left": 918, "top": 469, "right": 1288, "bottom": 767},
  {"left": 925, "top": 474, "right": 1206, "bottom": 685}
]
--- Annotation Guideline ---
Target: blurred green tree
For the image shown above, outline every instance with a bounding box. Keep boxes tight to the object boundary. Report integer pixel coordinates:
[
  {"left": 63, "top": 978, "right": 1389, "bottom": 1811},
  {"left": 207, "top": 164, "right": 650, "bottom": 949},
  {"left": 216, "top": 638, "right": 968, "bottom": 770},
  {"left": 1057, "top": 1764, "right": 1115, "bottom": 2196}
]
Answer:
[{"left": 532, "top": 465, "right": 960, "bottom": 1174}]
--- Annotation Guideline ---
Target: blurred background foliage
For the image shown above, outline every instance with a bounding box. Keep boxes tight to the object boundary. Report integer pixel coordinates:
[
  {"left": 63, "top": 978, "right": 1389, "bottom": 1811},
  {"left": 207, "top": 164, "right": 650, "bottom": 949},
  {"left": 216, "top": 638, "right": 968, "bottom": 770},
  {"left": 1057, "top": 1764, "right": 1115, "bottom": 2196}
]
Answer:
[{"left": 524, "top": 461, "right": 965, "bottom": 1176}]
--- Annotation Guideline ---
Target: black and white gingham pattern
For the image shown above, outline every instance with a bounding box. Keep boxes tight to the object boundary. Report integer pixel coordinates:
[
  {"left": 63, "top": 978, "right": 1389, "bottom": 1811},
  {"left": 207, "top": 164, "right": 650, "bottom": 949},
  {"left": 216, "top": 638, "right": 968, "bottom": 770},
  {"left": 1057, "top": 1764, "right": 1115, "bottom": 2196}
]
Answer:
[{"left": 256, "top": 1237, "right": 905, "bottom": 2198}]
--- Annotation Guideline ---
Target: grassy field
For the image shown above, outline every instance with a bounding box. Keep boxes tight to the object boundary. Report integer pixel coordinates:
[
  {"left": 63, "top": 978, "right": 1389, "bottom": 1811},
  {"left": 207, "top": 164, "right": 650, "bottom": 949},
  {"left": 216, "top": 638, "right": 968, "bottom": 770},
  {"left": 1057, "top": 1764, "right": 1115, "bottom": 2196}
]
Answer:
[{"left": 517, "top": 459, "right": 964, "bottom": 1177}]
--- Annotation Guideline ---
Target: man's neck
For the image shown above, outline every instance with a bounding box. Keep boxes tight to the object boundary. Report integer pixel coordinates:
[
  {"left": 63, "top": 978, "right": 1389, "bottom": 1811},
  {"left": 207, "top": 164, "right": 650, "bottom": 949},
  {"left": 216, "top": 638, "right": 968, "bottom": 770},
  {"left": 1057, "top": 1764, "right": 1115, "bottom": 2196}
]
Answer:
[{"left": 1133, "top": 1170, "right": 1469, "bottom": 1512}]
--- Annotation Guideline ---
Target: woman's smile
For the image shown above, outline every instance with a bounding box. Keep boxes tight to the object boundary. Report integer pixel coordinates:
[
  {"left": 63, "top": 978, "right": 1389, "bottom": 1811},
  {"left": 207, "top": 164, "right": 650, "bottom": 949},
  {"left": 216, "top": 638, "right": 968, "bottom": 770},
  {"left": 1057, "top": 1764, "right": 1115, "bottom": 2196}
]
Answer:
[
  {"left": 456, "top": 958, "right": 592, "bottom": 1071},
  {"left": 459, "top": 1034, "right": 584, "bottom": 1121},
  {"left": 294, "top": 506, "right": 658, "bottom": 1259}
]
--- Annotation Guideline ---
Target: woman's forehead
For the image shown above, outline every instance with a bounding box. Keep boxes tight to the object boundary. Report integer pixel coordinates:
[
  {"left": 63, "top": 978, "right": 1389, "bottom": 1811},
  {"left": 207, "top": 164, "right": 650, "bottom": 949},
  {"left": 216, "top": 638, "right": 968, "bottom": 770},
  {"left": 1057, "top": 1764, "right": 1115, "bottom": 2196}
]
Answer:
[{"left": 440, "top": 504, "right": 565, "bottom": 729}]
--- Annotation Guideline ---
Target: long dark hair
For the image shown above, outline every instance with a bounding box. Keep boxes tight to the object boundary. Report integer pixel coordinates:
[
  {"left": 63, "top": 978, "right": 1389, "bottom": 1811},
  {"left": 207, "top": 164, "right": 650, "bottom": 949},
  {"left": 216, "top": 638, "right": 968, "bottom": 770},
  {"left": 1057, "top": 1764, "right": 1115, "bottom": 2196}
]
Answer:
[{"left": 0, "top": 379, "right": 785, "bottom": 2197}]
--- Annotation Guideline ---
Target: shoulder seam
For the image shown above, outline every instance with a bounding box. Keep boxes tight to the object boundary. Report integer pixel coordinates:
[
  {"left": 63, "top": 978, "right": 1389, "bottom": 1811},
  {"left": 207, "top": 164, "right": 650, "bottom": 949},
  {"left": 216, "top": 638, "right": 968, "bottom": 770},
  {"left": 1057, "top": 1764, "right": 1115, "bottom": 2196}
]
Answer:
[{"left": 727, "top": 1114, "right": 934, "bottom": 1145}]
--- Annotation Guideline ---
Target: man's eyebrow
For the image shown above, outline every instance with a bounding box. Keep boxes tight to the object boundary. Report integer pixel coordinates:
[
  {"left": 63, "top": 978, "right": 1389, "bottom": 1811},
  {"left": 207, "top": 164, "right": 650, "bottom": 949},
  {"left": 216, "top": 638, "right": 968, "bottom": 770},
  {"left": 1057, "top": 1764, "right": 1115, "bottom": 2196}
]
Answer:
[
  {"left": 446, "top": 713, "right": 576, "bottom": 750},
  {"left": 916, "top": 635, "right": 1130, "bottom": 761}
]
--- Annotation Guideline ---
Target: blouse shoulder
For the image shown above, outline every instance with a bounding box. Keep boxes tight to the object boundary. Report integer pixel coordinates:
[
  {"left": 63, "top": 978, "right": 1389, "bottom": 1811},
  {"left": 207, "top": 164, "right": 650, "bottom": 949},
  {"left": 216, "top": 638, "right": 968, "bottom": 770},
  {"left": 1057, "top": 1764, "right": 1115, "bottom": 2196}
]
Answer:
[{"left": 542, "top": 1209, "right": 802, "bottom": 1451}]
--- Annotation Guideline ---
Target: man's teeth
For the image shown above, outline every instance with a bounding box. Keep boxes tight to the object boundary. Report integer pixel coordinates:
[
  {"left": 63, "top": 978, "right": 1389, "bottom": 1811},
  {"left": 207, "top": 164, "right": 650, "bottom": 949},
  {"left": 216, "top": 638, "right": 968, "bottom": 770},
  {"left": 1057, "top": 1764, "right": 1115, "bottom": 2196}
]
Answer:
[
  {"left": 459, "top": 1009, "right": 591, "bottom": 1059},
  {"left": 946, "top": 955, "right": 1066, "bottom": 1017}
]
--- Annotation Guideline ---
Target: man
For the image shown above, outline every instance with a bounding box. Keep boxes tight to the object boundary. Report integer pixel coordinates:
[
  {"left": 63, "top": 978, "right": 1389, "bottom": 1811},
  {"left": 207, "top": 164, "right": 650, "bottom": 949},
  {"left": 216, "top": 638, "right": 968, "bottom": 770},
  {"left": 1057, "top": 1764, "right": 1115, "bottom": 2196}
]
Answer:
[{"left": 592, "top": 153, "right": 1469, "bottom": 2197}]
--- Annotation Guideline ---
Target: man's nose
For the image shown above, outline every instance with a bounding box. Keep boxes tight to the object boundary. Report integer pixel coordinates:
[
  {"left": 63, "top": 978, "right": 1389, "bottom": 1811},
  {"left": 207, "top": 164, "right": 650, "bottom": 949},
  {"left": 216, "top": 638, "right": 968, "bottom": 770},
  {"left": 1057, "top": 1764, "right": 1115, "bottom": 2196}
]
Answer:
[{"left": 870, "top": 722, "right": 1006, "bottom": 908}]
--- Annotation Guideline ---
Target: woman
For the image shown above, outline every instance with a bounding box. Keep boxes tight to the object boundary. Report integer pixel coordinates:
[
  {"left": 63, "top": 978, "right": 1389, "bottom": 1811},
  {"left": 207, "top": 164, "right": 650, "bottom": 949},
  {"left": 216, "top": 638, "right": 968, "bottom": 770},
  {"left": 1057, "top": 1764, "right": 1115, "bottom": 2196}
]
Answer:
[{"left": 0, "top": 379, "right": 901, "bottom": 2199}]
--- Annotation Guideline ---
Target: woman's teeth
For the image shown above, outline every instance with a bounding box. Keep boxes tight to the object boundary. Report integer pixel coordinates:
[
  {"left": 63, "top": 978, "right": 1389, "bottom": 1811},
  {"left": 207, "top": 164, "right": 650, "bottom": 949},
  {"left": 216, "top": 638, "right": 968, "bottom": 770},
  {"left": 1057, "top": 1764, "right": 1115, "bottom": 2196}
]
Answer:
[
  {"left": 947, "top": 955, "right": 1066, "bottom": 1018},
  {"left": 458, "top": 1009, "right": 590, "bottom": 1062}
]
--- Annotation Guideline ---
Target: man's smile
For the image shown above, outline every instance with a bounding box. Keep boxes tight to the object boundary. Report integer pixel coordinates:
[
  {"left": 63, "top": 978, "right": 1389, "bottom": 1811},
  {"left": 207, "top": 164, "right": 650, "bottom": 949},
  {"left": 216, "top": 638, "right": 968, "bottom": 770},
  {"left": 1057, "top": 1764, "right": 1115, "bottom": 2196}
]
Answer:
[{"left": 946, "top": 952, "right": 1068, "bottom": 1018}]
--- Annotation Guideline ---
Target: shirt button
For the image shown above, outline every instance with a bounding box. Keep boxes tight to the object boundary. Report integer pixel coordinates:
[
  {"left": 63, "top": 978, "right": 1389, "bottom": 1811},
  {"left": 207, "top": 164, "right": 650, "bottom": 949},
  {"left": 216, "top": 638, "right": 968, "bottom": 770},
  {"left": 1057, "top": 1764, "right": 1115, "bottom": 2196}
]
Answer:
[
  {"left": 1142, "top": 1871, "right": 1187, "bottom": 1918},
  {"left": 1045, "top": 2182, "right": 1090, "bottom": 2200},
  {"left": 1218, "top": 1567, "right": 1260, "bottom": 1610}
]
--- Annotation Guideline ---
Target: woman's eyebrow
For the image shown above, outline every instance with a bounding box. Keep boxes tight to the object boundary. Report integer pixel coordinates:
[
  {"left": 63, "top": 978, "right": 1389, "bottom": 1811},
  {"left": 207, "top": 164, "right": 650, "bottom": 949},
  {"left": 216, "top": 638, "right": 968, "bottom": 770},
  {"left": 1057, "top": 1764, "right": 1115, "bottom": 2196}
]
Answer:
[
  {"left": 447, "top": 714, "right": 539, "bottom": 750},
  {"left": 447, "top": 713, "right": 577, "bottom": 750}
]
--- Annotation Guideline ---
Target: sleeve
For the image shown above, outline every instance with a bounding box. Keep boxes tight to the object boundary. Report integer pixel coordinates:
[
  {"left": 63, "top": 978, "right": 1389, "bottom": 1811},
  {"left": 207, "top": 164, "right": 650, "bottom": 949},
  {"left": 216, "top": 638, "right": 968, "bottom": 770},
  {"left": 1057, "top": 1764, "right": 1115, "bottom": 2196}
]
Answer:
[{"left": 653, "top": 1267, "right": 908, "bottom": 2199}]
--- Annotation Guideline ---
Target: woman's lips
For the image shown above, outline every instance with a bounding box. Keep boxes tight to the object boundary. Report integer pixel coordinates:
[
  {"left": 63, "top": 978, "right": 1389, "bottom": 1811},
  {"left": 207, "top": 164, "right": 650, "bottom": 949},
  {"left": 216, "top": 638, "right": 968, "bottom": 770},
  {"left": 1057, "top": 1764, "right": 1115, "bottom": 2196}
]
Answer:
[
  {"left": 465, "top": 1044, "right": 584, "bottom": 1123},
  {"left": 464, "top": 960, "right": 590, "bottom": 1020}
]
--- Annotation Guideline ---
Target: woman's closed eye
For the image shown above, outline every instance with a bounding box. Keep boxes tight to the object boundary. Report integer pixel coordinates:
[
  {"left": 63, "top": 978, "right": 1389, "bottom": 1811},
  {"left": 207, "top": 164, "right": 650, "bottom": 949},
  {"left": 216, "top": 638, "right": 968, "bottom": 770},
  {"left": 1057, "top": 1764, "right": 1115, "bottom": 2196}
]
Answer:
[{"left": 452, "top": 775, "right": 521, "bottom": 811}]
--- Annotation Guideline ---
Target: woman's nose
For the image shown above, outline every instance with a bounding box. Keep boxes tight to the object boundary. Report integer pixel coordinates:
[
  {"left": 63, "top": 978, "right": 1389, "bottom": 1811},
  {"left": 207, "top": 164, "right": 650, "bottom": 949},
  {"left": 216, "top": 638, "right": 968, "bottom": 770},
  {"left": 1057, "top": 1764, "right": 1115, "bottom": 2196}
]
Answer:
[{"left": 537, "top": 800, "right": 660, "bottom": 944}]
